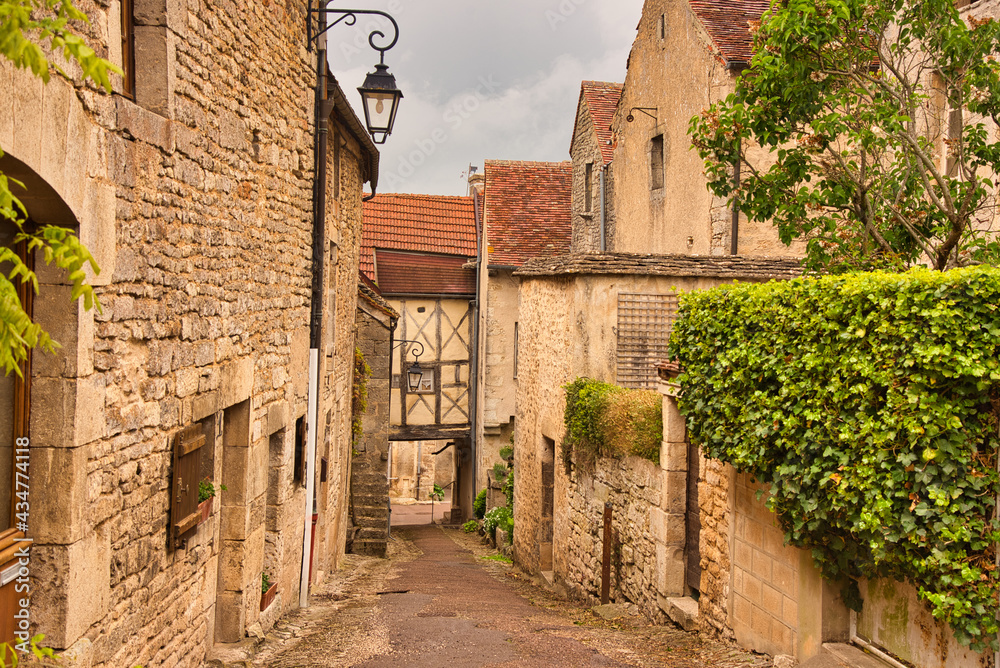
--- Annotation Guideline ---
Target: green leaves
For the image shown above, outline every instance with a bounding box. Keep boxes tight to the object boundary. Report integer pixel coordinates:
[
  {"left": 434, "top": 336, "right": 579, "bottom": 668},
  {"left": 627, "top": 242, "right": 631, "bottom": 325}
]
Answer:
[
  {"left": 0, "top": 0, "right": 122, "bottom": 90},
  {"left": 670, "top": 267, "right": 1000, "bottom": 652},
  {"left": 688, "top": 0, "right": 1000, "bottom": 272}
]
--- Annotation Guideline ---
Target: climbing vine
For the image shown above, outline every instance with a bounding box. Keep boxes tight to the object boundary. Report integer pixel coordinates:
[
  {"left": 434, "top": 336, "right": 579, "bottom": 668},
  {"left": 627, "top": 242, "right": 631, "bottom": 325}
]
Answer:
[
  {"left": 351, "top": 347, "right": 371, "bottom": 445},
  {"left": 669, "top": 266, "right": 1000, "bottom": 651},
  {"left": 562, "top": 378, "right": 662, "bottom": 472}
]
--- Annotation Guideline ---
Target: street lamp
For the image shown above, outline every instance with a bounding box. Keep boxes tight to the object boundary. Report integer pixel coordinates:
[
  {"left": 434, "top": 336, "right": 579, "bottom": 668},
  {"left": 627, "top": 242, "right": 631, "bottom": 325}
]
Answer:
[
  {"left": 391, "top": 339, "right": 425, "bottom": 392},
  {"left": 307, "top": 3, "right": 403, "bottom": 145},
  {"left": 358, "top": 63, "right": 403, "bottom": 145}
]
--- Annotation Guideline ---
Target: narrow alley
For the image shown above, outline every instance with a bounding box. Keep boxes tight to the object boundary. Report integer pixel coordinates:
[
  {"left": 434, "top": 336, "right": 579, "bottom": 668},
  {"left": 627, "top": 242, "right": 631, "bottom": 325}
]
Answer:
[{"left": 249, "top": 526, "right": 772, "bottom": 668}]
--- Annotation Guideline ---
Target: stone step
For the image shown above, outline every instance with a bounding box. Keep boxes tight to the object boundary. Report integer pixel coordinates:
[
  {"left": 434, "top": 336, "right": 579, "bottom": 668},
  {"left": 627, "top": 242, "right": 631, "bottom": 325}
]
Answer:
[
  {"left": 356, "top": 527, "right": 387, "bottom": 541},
  {"left": 352, "top": 482, "right": 389, "bottom": 497},
  {"left": 351, "top": 539, "right": 387, "bottom": 557},
  {"left": 354, "top": 505, "right": 389, "bottom": 518},
  {"left": 353, "top": 513, "right": 388, "bottom": 528}
]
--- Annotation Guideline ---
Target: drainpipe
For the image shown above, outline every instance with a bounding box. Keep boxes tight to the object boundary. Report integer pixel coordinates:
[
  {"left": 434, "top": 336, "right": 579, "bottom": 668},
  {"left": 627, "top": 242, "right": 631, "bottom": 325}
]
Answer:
[
  {"left": 301, "top": 17, "right": 329, "bottom": 611},
  {"left": 730, "top": 142, "right": 741, "bottom": 256},
  {"left": 469, "top": 190, "right": 482, "bottom": 493},
  {"left": 599, "top": 165, "right": 607, "bottom": 252},
  {"left": 387, "top": 316, "right": 398, "bottom": 539}
]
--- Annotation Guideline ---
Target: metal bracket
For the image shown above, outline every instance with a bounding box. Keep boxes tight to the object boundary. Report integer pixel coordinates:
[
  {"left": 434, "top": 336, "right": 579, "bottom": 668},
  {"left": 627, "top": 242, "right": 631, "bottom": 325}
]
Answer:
[
  {"left": 626, "top": 107, "right": 658, "bottom": 122},
  {"left": 307, "top": 2, "right": 400, "bottom": 64}
]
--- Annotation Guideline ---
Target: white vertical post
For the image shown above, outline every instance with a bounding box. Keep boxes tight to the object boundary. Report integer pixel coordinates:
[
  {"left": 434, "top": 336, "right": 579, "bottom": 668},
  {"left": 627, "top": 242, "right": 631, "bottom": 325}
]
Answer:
[{"left": 300, "top": 350, "right": 320, "bottom": 608}]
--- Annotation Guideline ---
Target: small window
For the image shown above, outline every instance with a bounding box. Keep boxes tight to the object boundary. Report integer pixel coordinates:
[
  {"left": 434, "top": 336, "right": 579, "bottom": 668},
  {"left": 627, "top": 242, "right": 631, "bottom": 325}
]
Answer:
[
  {"left": 513, "top": 322, "right": 519, "bottom": 379},
  {"left": 121, "top": 0, "right": 135, "bottom": 98},
  {"left": 650, "top": 135, "right": 665, "bottom": 191},
  {"left": 660, "top": 14, "right": 666, "bottom": 40},
  {"left": 294, "top": 416, "right": 306, "bottom": 485},
  {"left": 584, "top": 162, "right": 593, "bottom": 213}
]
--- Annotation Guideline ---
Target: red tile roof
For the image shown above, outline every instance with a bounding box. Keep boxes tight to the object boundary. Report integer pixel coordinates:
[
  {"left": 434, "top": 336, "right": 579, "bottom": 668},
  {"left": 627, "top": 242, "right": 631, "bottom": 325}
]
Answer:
[
  {"left": 575, "top": 81, "right": 623, "bottom": 166},
  {"left": 374, "top": 250, "right": 476, "bottom": 296},
  {"left": 688, "top": 0, "right": 770, "bottom": 66},
  {"left": 361, "top": 193, "right": 478, "bottom": 279},
  {"left": 484, "top": 160, "right": 572, "bottom": 267}
]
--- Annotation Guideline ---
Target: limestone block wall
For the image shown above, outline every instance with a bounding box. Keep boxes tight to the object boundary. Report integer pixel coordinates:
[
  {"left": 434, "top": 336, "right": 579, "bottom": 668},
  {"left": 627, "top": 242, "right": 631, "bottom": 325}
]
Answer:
[
  {"left": 0, "top": 1, "right": 373, "bottom": 665},
  {"left": 729, "top": 473, "right": 802, "bottom": 656},
  {"left": 559, "top": 457, "right": 666, "bottom": 621}
]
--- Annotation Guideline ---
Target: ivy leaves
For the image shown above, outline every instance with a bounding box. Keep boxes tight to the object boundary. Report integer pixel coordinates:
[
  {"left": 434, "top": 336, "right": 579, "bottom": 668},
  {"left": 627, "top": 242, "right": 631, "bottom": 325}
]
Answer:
[{"left": 670, "top": 267, "right": 1000, "bottom": 651}]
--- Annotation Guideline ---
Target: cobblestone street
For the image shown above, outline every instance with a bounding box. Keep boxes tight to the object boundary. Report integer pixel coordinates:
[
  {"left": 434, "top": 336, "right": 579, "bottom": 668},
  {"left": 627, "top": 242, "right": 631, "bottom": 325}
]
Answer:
[{"left": 251, "top": 525, "right": 774, "bottom": 667}]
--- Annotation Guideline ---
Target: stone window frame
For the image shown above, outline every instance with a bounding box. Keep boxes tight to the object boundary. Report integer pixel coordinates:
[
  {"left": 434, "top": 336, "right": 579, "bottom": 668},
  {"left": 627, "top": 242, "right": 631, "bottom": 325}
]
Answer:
[
  {"left": 650, "top": 135, "right": 665, "bottom": 191},
  {"left": 123, "top": 0, "right": 178, "bottom": 117},
  {"left": 584, "top": 162, "right": 594, "bottom": 213}
]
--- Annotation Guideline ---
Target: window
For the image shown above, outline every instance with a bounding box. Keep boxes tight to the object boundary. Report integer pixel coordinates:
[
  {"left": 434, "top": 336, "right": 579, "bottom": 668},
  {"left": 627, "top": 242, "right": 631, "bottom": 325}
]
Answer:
[
  {"left": 584, "top": 162, "right": 593, "bottom": 213},
  {"left": 650, "top": 135, "right": 665, "bottom": 190},
  {"left": 513, "top": 322, "right": 519, "bottom": 379},
  {"left": 121, "top": 0, "right": 135, "bottom": 98},
  {"left": 660, "top": 14, "right": 666, "bottom": 40}
]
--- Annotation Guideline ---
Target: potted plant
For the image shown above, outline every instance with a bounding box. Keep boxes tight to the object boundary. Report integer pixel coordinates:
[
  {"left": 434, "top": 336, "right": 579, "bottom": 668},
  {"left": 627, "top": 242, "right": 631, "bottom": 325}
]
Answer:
[
  {"left": 260, "top": 570, "right": 277, "bottom": 611},
  {"left": 198, "top": 479, "right": 227, "bottom": 523}
]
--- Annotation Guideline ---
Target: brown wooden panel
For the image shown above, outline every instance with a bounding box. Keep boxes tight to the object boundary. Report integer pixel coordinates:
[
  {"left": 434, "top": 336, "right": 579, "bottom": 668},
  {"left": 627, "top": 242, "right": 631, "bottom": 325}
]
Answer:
[{"left": 171, "top": 425, "right": 205, "bottom": 548}]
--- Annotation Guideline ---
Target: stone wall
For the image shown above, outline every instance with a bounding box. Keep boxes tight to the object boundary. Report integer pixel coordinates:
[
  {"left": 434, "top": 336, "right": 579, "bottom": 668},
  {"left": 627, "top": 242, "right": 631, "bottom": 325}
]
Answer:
[
  {"left": 0, "top": 1, "right": 376, "bottom": 664},
  {"left": 559, "top": 456, "right": 666, "bottom": 621}
]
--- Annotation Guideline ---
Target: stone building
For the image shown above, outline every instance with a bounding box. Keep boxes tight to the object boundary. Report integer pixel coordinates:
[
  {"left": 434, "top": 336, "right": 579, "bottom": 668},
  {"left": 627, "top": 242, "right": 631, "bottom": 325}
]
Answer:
[
  {"left": 569, "top": 81, "right": 622, "bottom": 253},
  {"left": 349, "top": 278, "right": 398, "bottom": 557},
  {"left": 475, "top": 160, "right": 572, "bottom": 493},
  {"left": 0, "top": 2, "right": 381, "bottom": 665},
  {"left": 361, "top": 193, "right": 478, "bottom": 521},
  {"left": 610, "top": 0, "right": 798, "bottom": 257}
]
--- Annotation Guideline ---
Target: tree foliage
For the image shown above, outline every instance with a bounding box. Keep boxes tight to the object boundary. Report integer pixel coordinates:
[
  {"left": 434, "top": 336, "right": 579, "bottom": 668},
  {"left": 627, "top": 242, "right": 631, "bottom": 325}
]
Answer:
[
  {"left": 689, "top": 0, "right": 1000, "bottom": 272},
  {"left": 1, "top": 0, "right": 118, "bottom": 376},
  {"left": 669, "top": 267, "right": 1000, "bottom": 651}
]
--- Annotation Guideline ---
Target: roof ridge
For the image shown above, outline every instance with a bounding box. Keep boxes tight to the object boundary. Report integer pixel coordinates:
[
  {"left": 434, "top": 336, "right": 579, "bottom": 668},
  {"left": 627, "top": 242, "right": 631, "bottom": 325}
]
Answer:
[{"left": 484, "top": 159, "right": 572, "bottom": 168}]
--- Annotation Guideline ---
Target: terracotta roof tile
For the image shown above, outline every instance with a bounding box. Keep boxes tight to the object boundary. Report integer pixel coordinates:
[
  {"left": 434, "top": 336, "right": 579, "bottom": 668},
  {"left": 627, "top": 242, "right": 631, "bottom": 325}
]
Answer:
[
  {"left": 484, "top": 160, "right": 572, "bottom": 268},
  {"left": 361, "top": 193, "right": 477, "bottom": 279},
  {"left": 375, "top": 250, "right": 476, "bottom": 296},
  {"left": 577, "top": 81, "right": 623, "bottom": 166},
  {"left": 688, "top": 0, "right": 770, "bottom": 66}
]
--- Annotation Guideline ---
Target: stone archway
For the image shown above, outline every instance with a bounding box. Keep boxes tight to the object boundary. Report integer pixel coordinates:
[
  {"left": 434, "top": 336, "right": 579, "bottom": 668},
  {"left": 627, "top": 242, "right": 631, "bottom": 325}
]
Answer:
[{"left": 0, "top": 150, "right": 111, "bottom": 650}]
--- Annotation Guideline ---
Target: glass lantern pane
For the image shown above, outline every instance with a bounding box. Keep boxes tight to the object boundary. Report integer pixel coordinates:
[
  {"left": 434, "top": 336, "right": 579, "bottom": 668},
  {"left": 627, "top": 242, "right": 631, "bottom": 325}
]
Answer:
[{"left": 364, "top": 92, "right": 396, "bottom": 132}]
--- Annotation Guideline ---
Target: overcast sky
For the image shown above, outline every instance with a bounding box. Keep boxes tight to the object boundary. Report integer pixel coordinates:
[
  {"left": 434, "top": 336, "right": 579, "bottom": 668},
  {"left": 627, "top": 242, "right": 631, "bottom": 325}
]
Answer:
[{"left": 324, "top": 0, "right": 646, "bottom": 196}]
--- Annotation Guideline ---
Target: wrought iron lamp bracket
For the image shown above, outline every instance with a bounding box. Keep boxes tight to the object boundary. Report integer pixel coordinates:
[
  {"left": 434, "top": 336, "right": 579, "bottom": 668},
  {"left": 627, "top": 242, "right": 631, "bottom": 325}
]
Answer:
[
  {"left": 626, "top": 107, "right": 658, "bottom": 122},
  {"left": 307, "top": 3, "right": 399, "bottom": 64}
]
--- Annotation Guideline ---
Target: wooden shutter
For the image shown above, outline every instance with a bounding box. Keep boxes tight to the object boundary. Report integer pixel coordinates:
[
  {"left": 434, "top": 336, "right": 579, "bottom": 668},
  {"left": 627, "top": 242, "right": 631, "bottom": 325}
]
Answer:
[{"left": 170, "top": 425, "right": 205, "bottom": 549}]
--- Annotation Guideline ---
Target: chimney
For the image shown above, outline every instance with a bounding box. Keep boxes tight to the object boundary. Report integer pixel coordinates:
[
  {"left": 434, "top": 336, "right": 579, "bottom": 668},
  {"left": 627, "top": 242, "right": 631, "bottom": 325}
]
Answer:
[{"left": 468, "top": 171, "right": 485, "bottom": 197}]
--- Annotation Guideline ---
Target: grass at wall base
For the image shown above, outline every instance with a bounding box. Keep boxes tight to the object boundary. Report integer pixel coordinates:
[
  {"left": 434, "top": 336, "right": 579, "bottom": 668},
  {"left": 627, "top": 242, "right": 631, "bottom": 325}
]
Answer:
[{"left": 669, "top": 266, "right": 1000, "bottom": 652}]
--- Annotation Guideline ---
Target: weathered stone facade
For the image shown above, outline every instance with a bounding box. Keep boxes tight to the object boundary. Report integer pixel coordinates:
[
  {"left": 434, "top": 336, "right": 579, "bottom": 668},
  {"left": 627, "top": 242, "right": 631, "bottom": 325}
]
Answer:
[
  {"left": 610, "top": 0, "right": 800, "bottom": 257},
  {"left": 570, "top": 82, "right": 621, "bottom": 253},
  {"left": 0, "top": 1, "right": 380, "bottom": 664}
]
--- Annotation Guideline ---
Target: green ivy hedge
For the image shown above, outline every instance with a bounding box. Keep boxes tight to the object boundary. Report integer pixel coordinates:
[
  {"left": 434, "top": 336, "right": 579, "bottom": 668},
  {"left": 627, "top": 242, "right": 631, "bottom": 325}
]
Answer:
[
  {"left": 669, "top": 266, "right": 1000, "bottom": 651},
  {"left": 562, "top": 378, "right": 662, "bottom": 471}
]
